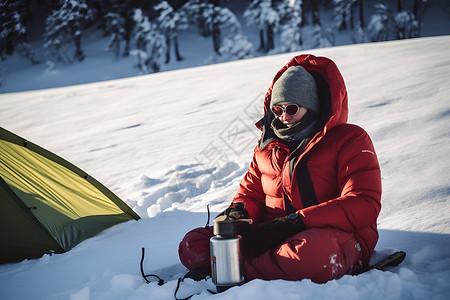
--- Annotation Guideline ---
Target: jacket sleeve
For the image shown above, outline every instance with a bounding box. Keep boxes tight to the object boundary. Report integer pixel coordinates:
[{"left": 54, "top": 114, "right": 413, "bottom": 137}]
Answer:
[
  {"left": 298, "top": 126, "right": 382, "bottom": 233},
  {"left": 232, "top": 147, "right": 267, "bottom": 224}
]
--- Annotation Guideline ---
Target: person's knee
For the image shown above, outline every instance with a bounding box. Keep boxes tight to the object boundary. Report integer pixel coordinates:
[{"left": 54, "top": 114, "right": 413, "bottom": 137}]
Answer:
[
  {"left": 178, "top": 227, "right": 213, "bottom": 271},
  {"left": 271, "top": 228, "right": 360, "bottom": 282}
]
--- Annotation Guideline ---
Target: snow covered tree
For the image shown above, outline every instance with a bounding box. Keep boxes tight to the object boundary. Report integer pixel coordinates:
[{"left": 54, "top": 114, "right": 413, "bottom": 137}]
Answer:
[
  {"left": 412, "top": 0, "right": 430, "bottom": 37},
  {"left": 155, "top": 1, "right": 188, "bottom": 63},
  {"left": 309, "top": 0, "right": 321, "bottom": 26},
  {"left": 0, "top": 0, "right": 27, "bottom": 59},
  {"left": 352, "top": 21, "right": 365, "bottom": 43},
  {"left": 412, "top": 0, "right": 428, "bottom": 37},
  {"left": 412, "top": 0, "right": 427, "bottom": 20},
  {"left": 244, "top": 0, "right": 266, "bottom": 51},
  {"left": 209, "top": 33, "right": 254, "bottom": 63},
  {"left": 357, "top": 0, "right": 364, "bottom": 27},
  {"left": 104, "top": 12, "right": 125, "bottom": 58},
  {"left": 334, "top": 0, "right": 353, "bottom": 31},
  {"left": 182, "top": 0, "right": 211, "bottom": 37},
  {"left": 44, "top": 0, "right": 92, "bottom": 63},
  {"left": 16, "top": 42, "right": 40, "bottom": 65},
  {"left": 244, "top": 0, "right": 279, "bottom": 53},
  {"left": 211, "top": 4, "right": 242, "bottom": 54},
  {"left": 101, "top": 1, "right": 136, "bottom": 57},
  {"left": 334, "top": 0, "right": 367, "bottom": 43},
  {"left": 368, "top": 2, "right": 421, "bottom": 42},
  {"left": 312, "top": 23, "right": 335, "bottom": 48},
  {"left": 183, "top": 0, "right": 241, "bottom": 55},
  {"left": 394, "top": 10, "right": 419, "bottom": 39},
  {"left": 367, "top": 3, "right": 390, "bottom": 42},
  {"left": 131, "top": 9, "right": 166, "bottom": 73},
  {"left": 333, "top": 0, "right": 365, "bottom": 31},
  {"left": 392, "top": 0, "right": 422, "bottom": 39},
  {"left": 277, "top": 0, "right": 304, "bottom": 53}
]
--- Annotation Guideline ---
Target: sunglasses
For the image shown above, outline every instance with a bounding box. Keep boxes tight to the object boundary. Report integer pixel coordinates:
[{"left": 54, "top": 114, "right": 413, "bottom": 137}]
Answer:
[{"left": 271, "top": 104, "right": 300, "bottom": 117}]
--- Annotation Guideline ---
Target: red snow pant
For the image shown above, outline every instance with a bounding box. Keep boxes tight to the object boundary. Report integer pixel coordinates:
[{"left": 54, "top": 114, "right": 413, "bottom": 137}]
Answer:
[{"left": 178, "top": 227, "right": 363, "bottom": 284}]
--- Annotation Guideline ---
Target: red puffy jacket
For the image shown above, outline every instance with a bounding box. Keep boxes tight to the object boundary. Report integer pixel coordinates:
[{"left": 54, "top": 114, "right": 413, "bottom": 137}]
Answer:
[{"left": 232, "top": 54, "right": 382, "bottom": 265}]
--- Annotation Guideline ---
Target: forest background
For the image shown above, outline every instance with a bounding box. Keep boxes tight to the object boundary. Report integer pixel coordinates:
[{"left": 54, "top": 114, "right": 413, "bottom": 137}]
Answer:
[{"left": 1, "top": 0, "right": 449, "bottom": 93}]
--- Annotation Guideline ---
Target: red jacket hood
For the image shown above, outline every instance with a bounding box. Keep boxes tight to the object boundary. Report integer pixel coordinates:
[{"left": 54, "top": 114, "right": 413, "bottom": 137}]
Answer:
[{"left": 261, "top": 54, "right": 349, "bottom": 150}]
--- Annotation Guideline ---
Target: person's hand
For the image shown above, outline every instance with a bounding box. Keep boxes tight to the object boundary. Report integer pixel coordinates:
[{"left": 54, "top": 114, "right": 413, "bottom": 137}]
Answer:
[
  {"left": 244, "top": 213, "right": 305, "bottom": 257},
  {"left": 216, "top": 202, "right": 250, "bottom": 220},
  {"left": 213, "top": 203, "right": 251, "bottom": 236}
]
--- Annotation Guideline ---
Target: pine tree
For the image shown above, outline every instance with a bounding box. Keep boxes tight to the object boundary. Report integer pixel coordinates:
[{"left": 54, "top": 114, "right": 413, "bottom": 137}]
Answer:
[
  {"left": 44, "top": 0, "right": 91, "bottom": 63},
  {"left": 352, "top": 21, "right": 365, "bottom": 43},
  {"left": 212, "top": 34, "right": 253, "bottom": 62},
  {"left": 312, "top": 23, "right": 335, "bottom": 48},
  {"left": 333, "top": 0, "right": 353, "bottom": 31},
  {"left": 357, "top": 0, "right": 364, "bottom": 28},
  {"left": 104, "top": 12, "right": 125, "bottom": 58},
  {"left": 101, "top": 0, "right": 137, "bottom": 58},
  {"left": 367, "top": 1, "right": 421, "bottom": 42},
  {"left": 391, "top": 0, "right": 424, "bottom": 39},
  {"left": 182, "top": 0, "right": 211, "bottom": 37},
  {"left": 16, "top": 42, "right": 40, "bottom": 65},
  {"left": 212, "top": 5, "right": 242, "bottom": 54},
  {"left": 395, "top": 10, "right": 419, "bottom": 39},
  {"left": 310, "top": 0, "right": 321, "bottom": 26},
  {"left": 244, "top": 0, "right": 279, "bottom": 53},
  {"left": 367, "top": 3, "right": 390, "bottom": 42},
  {"left": 0, "top": 0, "right": 27, "bottom": 59},
  {"left": 244, "top": 0, "right": 266, "bottom": 51},
  {"left": 131, "top": 9, "right": 166, "bottom": 73},
  {"left": 278, "top": 0, "right": 304, "bottom": 53},
  {"left": 333, "top": 0, "right": 365, "bottom": 31},
  {"left": 155, "top": 1, "right": 188, "bottom": 63},
  {"left": 412, "top": 0, "right": 428, "bottom": 37},
  {"left": 183, "top": 0, "right": 241, "bottom": 55}
]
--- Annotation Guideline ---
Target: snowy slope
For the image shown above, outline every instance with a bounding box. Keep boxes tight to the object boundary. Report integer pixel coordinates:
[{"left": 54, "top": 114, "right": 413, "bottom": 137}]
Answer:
[{"left": 1, "top": 36, "right": 450, "bottom": 300}]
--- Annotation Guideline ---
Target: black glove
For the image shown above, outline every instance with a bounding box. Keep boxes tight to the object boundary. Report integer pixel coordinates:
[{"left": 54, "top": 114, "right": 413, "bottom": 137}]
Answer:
[
  {"left": 216, "top": 202, "right": 250, "bottom": 221},
  {"left": 244, "top": 213, "right": 305, "bottom": 257}
]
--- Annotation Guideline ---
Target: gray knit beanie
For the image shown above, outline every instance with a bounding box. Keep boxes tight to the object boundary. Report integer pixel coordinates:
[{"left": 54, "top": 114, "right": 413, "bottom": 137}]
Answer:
[{"left": 270, "top": 66, "right": 320, "bottom": 114}]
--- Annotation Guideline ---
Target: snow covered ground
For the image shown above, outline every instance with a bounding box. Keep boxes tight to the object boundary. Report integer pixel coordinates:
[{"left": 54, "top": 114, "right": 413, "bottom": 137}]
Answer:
[{"left": 1, "top": 35, "right": 450, "bottom": 299}]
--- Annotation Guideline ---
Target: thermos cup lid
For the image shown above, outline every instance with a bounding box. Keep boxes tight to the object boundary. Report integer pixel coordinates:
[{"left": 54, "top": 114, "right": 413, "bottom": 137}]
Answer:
[{"left": 213, "top": 215, "right": 252, "bottom": 237}]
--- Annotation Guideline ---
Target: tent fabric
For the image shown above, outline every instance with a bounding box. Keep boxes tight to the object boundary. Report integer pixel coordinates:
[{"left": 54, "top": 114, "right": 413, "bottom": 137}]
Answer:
[{"left": 0, "top": 127, "right": 140, "bottom": 263}]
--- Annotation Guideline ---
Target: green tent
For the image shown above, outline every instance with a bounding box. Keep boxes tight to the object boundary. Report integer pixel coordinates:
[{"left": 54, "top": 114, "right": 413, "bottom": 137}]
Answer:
[{"left": 0, "top": 127, "right": 140, "bottom": 263}]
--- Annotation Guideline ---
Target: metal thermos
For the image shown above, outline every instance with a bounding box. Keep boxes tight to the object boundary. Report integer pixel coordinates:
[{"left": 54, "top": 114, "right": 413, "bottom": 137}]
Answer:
[{"left": 210, "top": 212, "right": 251, "bottom": 292}]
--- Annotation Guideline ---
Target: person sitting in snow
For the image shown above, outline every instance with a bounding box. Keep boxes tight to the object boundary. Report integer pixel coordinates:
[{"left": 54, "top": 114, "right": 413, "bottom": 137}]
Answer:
[{"left": 178, "top": 54, "right": 382, "bottom": 284}]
